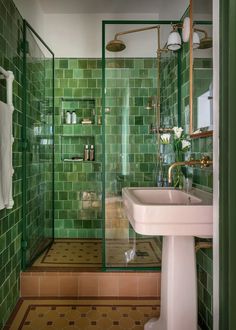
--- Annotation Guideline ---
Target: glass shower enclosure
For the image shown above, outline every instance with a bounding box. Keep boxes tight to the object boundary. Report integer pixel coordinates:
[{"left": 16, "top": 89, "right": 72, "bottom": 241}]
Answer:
[
  {"left": 22, "top": 21, "right": 54, "bottom": 269},
  {"left": 102, "top": 21, "right": 180, "bottom": 270}
]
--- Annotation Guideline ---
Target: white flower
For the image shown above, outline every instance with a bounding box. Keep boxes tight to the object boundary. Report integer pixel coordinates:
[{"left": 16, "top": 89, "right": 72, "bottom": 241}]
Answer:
[
  {"left": 173, "top": 126, "right": 183, "bottom": 139},
  {"left": 160, "top": 133, "right": 171, "bottom": 144},
  {"left": 182, "top": 139, "right": 191, "bottom": 151}
]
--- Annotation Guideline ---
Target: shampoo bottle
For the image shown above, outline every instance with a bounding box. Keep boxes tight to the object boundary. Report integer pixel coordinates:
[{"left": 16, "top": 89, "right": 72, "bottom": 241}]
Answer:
[
  {"left": 65, "top": 111, "right": 71, "bottom": 124},
  {"left": 71, "top": 111, "right": 77, "bottom": 124},
  {"left": 89, "top": 145, "right": 95, "bottom": 161},
  {"left": 84, "top": 145, "right": 90, "bottom": 161}
]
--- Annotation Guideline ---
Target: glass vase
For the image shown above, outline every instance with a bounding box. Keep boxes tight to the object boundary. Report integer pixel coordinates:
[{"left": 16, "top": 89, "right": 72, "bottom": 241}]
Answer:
[
  {"left": 173, "top": 166, "right": 184, "bottom": 189},
  {"left": 173, "top": 150, "right": 184, "bottom": 189}
]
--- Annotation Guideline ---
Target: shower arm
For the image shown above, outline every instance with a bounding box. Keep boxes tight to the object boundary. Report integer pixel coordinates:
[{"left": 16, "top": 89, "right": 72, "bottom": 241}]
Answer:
[
  {"left": 194, "top": 27, "right": 208, "bottom": 38},
  {"left": 114, "top": 25, "right": 160, "bottom": 41}
]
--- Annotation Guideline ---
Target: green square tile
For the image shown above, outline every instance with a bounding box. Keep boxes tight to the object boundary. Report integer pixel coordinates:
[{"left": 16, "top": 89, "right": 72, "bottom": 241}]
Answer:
[{"left": 59, "top": 59, "right": 68, "bottom": 68}]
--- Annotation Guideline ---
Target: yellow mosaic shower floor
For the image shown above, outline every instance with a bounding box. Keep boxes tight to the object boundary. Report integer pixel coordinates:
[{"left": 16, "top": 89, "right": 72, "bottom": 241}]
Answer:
[
  {"left": 32, "top": 239, "right": 161, "bottom": 270},
  {"left": 6, "top": 298, "right": 160, "bottom": 330}
]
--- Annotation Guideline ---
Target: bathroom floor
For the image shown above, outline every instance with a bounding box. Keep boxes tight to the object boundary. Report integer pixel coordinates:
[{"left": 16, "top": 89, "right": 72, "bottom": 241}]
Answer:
[
  {"left": 5, "top": 298, "right": 160, "bottom": 330},
  {"left": 31, "top": 239, "right": 161, "bottom": 271}
]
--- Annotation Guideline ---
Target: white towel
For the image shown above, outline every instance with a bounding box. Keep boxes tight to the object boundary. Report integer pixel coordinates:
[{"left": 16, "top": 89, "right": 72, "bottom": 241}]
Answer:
[{"left": 0, "top": 100, "right": 14, "bottom": 210}]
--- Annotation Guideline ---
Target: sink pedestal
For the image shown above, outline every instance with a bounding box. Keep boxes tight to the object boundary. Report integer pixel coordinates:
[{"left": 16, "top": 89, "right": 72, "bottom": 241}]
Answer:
[
  {"left": 122, "top": 187, "right": 212, "bottom": 330},
  {"left": 145, "top": 236, "right": 197, "bottom": 330}
]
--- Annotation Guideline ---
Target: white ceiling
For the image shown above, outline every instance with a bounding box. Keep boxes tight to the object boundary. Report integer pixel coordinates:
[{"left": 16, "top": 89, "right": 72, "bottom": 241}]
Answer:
[{"left": 38, "top": 0, "right": 189, "bottom": 17}]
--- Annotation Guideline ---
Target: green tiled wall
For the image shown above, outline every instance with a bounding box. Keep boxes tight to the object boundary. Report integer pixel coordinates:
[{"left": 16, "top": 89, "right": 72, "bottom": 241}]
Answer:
[
  {"left": 191, "top": 137, "right": 213, "bottom": 191},
  {"left": 159, "top": 53, "right": 179, "bottom": 179},
  {"left": 54, "top": 58, "right": 159, "bottom": 238},
  {"left": 105, "top": 58, "right": 158, "bottom": 195},
  {"left": 0, "top": 0, "right": 22, "bottom": 327},
  {"left": 197, "top": 247, "right": 213, "bottom": 329},
  {"left": 23, "top": 28, "right": 54, "bottom": 266},
  {"left": 104, "top": 57, "right": 161, "bottom": 249},
  {"left": 53, "top": 59, "right": 102, "bottom": 238},
  {"left": 160, "top": 53, "right": 179, "bottom": 128},
  {"left": 0, "top": 0, "right": 54, "bottom": 324}
]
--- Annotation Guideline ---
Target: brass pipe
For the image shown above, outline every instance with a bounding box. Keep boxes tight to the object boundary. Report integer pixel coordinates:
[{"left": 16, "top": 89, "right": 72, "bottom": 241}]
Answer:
[
  {"left": 159, "top": 128, "right": 174, "bottom": 133},
  {"left": 157, "top": 27, "right": 161, "bottom": 128},
  {"left": 189, "top": 0, "right": 193, "bottom": 135},
  {"left": 156, "top": 28, "right": 161, "bottom": 159},
  {"left": 114, "top": 25, "right": 160, "bottom": 40},
  {"left": 168, "top": 156, "right": 213, "bottom": 184},
  {"left": 195, "top": 241, "right": 212, "bottom": 252}
]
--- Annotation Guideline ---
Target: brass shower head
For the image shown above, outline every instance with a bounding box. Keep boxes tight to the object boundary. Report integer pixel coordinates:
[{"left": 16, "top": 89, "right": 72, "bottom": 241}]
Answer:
[
  {"left": 199, "top": 36, "right": 213, "bottom": 49},
  {"left": 106, "top": 38, "right": 126, "bottom": 52},
  {"left": 194, "top": 28, "right": 212, "bottom": 49}
]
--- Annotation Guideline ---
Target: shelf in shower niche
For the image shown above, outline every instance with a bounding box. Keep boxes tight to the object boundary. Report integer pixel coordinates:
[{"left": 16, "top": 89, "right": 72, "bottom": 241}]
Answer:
[
  {"left": 60, "top": 134, "right": 96, "bottom": 163},
  {"left": 62, "top": 159, "right": 100, "bottom": 163},
  {"left": 61, "top": 134, "right": 95, "bottom": 138},
  {"left": 63, "top": 158, "right": 83, "bottom": 162},
  {"left": 61, "top": 97, "right": 95, "bottom": 103},
  {"left": 62, "top": 123, "right": 99, "bottom": 126},
  {"left": 61, "top": 98, "right": 96, "bottom": 125}
]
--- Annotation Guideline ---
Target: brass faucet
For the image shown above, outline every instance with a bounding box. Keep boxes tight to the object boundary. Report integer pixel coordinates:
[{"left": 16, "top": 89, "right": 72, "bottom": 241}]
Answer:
[{"left": 168, "top": 156, "right": 213, "bottom": 185}]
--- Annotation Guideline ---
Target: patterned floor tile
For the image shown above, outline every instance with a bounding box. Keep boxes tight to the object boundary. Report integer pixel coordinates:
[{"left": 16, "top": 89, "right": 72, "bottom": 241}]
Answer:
[
  {"left": 5, "top": 298, "right": 160, "bottom": 330},
  {"left": 32, "top": 239, "right": 161, "bottom": 269}
]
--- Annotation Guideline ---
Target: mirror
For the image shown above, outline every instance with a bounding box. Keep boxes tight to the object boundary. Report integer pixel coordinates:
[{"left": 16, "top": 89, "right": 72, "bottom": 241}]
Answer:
[{"left": 189, "top": 0, "right": 213, "bottom": 138}]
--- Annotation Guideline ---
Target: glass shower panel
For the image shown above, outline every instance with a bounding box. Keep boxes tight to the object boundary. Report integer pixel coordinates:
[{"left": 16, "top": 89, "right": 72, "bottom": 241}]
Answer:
[
  {"left": 104, "top": 23, "right": 162, "bottom": 270},
  {"left": 23, "top": 22, "right": 54, "bottom": 268}
]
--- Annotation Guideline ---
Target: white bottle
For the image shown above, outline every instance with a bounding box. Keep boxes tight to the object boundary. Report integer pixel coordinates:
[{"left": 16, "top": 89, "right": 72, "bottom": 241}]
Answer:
[
  {"left": 72, "top": 111, "right": 77, "bottom": 124},
  {"left": 65, "top": 111, "right": 71, "bottom": 124}
]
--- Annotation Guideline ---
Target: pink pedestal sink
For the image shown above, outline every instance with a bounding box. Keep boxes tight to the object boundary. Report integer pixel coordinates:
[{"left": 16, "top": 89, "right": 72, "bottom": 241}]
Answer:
[{"left": 122, "top": 187, "right": 213, "bottom": 330}]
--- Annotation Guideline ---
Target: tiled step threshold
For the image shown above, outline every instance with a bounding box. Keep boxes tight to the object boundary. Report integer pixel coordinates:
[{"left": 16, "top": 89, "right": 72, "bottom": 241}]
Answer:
[{"left": 21, "top": 271, "right": 161, "bottom": 298}]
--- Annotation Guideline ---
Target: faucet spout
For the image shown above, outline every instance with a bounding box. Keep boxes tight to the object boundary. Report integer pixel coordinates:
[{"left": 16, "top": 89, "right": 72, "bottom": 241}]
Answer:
[{"left": 168, "top": 156, "right": 213, "bottom": 185}]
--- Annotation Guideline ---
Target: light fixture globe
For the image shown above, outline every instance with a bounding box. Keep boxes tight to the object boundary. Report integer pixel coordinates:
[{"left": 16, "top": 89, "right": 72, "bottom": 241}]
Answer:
[
  {"left": 167, "top": 30, "right": 182, "bottom": 51},
  {"left": 182, "top": 17, "right": 190, "bottom": 42},
  {"left": 193, "top": 31, "right": 200, "bottom": 49}
]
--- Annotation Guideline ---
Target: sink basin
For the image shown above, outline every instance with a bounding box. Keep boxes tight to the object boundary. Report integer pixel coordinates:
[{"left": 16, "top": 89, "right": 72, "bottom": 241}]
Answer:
[
  {"left": 122, "top": 187, "right": 213, "bottom": 236},
  {"left": 126, "top": 188, "right": 202, "bottom": 204}
]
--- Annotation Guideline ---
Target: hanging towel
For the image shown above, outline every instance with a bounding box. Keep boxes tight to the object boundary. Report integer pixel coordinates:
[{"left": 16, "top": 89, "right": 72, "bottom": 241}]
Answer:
[{"left": 0, "top": 100, "right": 14, "bottom": 210}]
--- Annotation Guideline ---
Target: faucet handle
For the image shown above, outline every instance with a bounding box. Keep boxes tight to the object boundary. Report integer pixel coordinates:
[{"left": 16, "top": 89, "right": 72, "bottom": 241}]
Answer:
[{"left": 200, "top": 155, "right": 212, "bottom": 168}]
